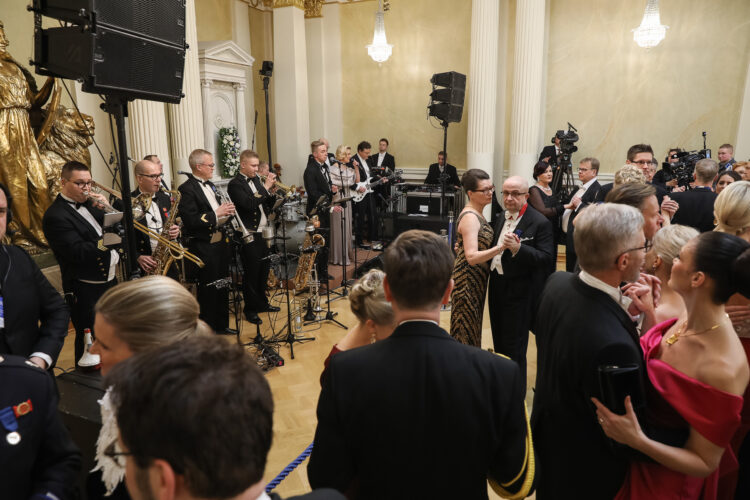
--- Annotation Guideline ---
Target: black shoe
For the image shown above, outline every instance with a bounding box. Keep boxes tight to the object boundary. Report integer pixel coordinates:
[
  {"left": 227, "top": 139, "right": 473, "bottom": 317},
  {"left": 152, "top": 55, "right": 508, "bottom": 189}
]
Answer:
[
  {"left": 217, "top": 328, "right": 238, "bottom": 335},
  {"left": 260, "top": 305, "right": 281, "bottom": 313},
  {"left": 245, "top": 313, "right": 263, "bottom": 325}
]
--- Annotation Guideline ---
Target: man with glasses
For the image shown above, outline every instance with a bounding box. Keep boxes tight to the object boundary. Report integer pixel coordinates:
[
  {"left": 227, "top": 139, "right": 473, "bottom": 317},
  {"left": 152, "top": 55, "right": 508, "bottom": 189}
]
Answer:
[
  {"left": 532, "top": 203, "right": 655, "bottom": 499},
  {"left": 626, "top": 144, "right": 669, "bottom": 201},
  {"left": 488, "top": 176, "right": 554, "bottom": 390},
  {"left": 562, "top": 157, "right": 601, "bottom": 271},
  {"left": 178, "top": 149, "right": 236, "bottom": 334},
  {"left": 43, "top": 161, "right": 119, "bottom": 361}
]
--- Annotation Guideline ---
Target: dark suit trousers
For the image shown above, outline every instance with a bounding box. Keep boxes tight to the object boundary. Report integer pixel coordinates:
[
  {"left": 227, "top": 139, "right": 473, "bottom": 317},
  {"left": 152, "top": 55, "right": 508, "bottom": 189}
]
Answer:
[
  {"left": 354, "top": 193, "right": 377, "bottom": 242},
  {"left": 241, "top": 238, "right": 270, "bottom": 314},
  {"left": 66, "top": 280, "right": 117, "bottom": 361},
  {"left": 187, "top": 238, "right": 229, "bottom": 332},
  {"left": 565, "top": 228, "right": 577, "bottom": 272},
  {"left": 488, "top": 274, "right": 531, "bottom": 390}
]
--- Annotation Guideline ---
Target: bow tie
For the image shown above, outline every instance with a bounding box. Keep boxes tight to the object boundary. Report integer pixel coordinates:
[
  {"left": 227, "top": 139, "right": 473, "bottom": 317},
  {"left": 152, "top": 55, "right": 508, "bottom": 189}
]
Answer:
[
  {"left": 201, "top": 179, "right": 213, "bottom": 187},
  {"left": 505, "top": 211, "right": 518, "bottom": 221},
  {"left": 66, "top": 199, "right": 84, "bottom": 209}
]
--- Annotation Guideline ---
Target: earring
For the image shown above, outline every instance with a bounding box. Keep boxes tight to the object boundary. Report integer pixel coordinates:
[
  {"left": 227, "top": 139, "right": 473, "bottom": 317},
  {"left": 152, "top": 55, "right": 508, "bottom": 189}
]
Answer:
[{"left": 370, "top": 331, "right": 377, "bottom": 344}]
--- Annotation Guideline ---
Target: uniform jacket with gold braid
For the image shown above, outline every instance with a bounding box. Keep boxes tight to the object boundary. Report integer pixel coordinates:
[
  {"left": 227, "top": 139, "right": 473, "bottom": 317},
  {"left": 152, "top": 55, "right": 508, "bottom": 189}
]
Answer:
[
  {"left": 42, "top": 195, "right": 116, "bottom": 290},
  {"left": 113, "top": 189, "right": 172, "bottom": 257},
  {"left": 227, "top": 173, "right": 275, "bottom": 232},
  {"left": 177, "top": 176, "right": 223, "bottom": 242}
]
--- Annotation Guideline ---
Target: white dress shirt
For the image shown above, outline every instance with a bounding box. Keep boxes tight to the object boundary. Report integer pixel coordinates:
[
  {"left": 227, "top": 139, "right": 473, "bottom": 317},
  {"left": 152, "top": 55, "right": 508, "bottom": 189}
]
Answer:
[
  {"left": 243, "top": 174, "right": 267, "bottom": 231},
  {"left": 358, "top": 154, "right": 371, "bottom": 180},
  {"left": 490, "top": 209, "right": 525, "bottom": 275},
  {"left": 561, "top": 176, "right": 598, "bottom": 233},
  {"left": 377, "top": 152, "right": 386, "bottom": 167},
  {"left": 578, "top": 270, "right": 632, "bottom": 314}
]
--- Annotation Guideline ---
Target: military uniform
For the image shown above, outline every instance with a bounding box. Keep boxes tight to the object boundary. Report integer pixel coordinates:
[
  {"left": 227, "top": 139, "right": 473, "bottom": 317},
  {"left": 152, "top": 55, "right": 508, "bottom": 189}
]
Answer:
[{"left": 0, "top": 354, "right": 81, "bottom": 499}]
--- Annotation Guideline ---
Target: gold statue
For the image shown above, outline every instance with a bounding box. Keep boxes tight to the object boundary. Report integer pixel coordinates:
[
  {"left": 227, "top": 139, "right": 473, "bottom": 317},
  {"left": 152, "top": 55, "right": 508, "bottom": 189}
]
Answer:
[{"left": 0, "top": 19, "right": 54, "bottom": 248}]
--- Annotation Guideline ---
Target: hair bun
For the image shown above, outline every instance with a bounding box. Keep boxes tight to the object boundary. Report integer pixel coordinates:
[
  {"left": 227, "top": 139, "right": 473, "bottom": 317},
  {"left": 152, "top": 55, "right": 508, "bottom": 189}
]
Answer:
[{"left": 733, "top": 247, "right": 750, "bottom": 299}]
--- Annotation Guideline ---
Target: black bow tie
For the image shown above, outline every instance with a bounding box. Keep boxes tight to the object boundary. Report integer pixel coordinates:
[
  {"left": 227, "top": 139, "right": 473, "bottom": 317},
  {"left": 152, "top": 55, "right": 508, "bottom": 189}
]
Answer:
[
  {"left": 66, "top": 199, "right": 84, "bottom": 209},
  {"left": 201, "top": 179, "right": 213, "bottom": 187}
]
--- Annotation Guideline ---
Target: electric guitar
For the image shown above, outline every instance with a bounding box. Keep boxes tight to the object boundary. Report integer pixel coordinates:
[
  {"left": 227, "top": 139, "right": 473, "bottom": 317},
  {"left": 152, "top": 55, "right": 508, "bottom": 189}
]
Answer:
[{"left": 353, "top": 170, "right": 400, "bottom": 203}]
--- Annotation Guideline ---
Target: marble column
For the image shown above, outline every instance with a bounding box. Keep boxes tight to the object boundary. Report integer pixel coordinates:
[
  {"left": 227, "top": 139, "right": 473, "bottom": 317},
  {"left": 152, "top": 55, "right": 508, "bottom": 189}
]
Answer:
[
  {"left": 234, "top": 83, "right": 248, "bottom": 150},
  {"left": 508, "top": 0, "right": 546, "bottom": 181},
  {"left": 231, "top": 0, "right": 255, "bottom": 151},
  {"left": 466, "top": 0, "right": 500, "bottom": 186},
  {"left": 273, "top": 1, "right": 311, "bottom": 186},
  {"left": 167, "top": 0, "right": 206, "bottom": 183},
  {"left": 201, "top": 79, "right": 215, "bottom": 159},
  {"left": 127, "top": 100, "right": 171, "bottom": 186}
]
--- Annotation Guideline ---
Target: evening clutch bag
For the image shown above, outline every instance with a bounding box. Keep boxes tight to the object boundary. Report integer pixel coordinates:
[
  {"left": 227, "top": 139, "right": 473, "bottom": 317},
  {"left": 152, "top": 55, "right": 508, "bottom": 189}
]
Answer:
[{"left": 597, "top": 364, "right": 645, "bottom": 415}]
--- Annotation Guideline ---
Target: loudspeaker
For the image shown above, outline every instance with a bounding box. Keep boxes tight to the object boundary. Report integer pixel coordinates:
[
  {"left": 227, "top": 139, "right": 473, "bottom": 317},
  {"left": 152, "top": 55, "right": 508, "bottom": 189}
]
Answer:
[
  {"left": 430, "top": 71, "right": 466, "bottom": 90},
  {"left": 354, "top": 255, "right": 384, "bottom": 278},
  {"left": 394, "top": 214, "right": 449, "bottom": 235},
  {"left": 32, "top": 0, "right": 187, "bottom": 104},
  {"left": 428, "top": 103, "right": 463, "bottom": 123},
  {"left": 429, "top": 71, "right": 466, "bottom": 123}
]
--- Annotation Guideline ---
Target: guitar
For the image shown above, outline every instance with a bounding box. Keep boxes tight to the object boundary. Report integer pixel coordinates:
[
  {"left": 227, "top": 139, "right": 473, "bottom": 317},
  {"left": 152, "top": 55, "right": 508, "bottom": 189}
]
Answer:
[{"left": 353, "top": 170, "right": 399, "bottom": 203}]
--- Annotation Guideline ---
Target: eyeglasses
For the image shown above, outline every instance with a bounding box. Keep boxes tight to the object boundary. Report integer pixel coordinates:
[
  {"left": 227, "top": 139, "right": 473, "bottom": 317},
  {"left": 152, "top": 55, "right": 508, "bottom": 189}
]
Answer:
[
  {"left": 615, "top": 241, "right": 652, "bottom": 263},
  {"left": 104, "top": 441, "right": 133, "bottom": 460},
  {"left": 199, "top": 163, "right": 216, "bottom": 168},
  {"left": 501, "top": 190, "right": 528, "bottom": 198},
  {"left": 138, "top": 173, "right": 164, "bottom": 180},
  {"left": 72, "top": 181, "right": 93, "bottom": 188},
  {"left": 472, "top": 186, "right": 495, "bottom": 195},
  {"left": 631, "top": 160, "right": 654, "bottom": 166}
]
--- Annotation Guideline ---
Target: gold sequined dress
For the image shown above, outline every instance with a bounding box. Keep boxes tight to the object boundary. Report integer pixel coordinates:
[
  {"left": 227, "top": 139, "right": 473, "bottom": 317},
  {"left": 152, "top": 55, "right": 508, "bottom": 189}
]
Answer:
[{"left": 450, "top": 210, "right": 493, "bottom": 347}]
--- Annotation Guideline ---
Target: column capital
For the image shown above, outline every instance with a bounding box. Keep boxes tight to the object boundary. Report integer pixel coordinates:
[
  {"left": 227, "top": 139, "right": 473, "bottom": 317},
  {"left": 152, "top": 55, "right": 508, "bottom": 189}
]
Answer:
[
  {"left": 304, "top": 0, "right": 323, "bottom": 18},
  {"left": 273, "top": 0, "right": 304, "bottom": 10},
  {"left": 201, "top": 78, "right": 213, "bottom": 88},
  {"left": 232, "top": 82, "right": 247, "bottom": 91}
]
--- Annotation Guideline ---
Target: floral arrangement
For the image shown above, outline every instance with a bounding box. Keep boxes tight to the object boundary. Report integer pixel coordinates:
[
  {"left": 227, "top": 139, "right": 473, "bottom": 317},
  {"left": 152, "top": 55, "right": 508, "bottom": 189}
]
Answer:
[{"left": 218, "top": 126, "right": 241, "bottom": 178}]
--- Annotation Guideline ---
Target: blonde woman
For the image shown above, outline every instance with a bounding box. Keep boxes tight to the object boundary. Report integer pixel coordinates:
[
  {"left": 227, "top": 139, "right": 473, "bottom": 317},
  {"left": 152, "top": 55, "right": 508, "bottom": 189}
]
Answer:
[
  {"left": 88, "top": 276, "right": 211, "bottom": 498},
  {"left": 321, "top": 269, "right": 394, "bottom": 383},
  {"left": 329, "top": 145, "right": 359, "bottom": 265}
]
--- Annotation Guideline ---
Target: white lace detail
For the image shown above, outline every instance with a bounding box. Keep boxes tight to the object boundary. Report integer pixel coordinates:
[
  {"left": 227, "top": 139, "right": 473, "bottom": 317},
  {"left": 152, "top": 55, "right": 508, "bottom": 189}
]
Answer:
[{"left": 91, "top": 387, "right": 125, "bottom": 496}]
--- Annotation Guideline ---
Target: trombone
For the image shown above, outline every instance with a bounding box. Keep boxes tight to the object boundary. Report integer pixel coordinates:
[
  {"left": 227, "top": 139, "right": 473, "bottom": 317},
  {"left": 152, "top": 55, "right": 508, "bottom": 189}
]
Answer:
[
  {"left": 88, "top": 182, "right": 205, "bottom": 269},
  {"left": 259, "top": 174, "right": 296, "bottom": 198}
]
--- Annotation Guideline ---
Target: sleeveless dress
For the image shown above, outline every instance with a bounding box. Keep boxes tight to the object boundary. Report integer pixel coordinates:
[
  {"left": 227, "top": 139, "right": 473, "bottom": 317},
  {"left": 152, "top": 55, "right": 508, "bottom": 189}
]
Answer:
[
  {"left": 615, "top": 319, "right": 744, "bottom": 500},
  {"left": 449, "top": 210, "right": 493, "bottom": 347}
]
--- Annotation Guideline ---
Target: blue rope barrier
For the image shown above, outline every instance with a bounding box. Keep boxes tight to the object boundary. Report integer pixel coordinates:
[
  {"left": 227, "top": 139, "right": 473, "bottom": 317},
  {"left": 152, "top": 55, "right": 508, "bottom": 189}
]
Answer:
[{"left": 265, "top": 442, "right": 314, "bottom": 493}]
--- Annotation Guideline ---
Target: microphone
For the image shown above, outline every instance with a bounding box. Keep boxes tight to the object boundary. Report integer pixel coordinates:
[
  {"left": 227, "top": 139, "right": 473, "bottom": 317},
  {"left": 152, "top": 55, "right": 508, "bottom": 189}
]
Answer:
[{"left": 262, "top": 226, "right": 275, "bottom": 249}]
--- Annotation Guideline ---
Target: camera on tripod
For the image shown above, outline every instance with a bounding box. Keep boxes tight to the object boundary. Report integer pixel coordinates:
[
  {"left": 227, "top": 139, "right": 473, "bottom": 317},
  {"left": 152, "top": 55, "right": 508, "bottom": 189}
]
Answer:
[
  {"left": 556, "top": 124, "right": 579, "bottom": 156},
  {"left": 550, "top": 122, "right": 580, "bottom": 201}
]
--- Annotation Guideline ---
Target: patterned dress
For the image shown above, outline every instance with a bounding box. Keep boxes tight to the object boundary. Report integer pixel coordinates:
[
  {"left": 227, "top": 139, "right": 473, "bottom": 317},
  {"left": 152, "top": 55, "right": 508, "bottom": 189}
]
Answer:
[{"left": 450, "top": 210, "right": 494, "bottom": 347}]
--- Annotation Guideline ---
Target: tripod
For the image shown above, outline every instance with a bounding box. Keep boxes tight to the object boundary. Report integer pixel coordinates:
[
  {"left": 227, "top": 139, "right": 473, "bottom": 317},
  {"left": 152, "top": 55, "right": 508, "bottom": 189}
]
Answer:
[{"left": 239, "top": 321, "right": 284, "bottom": 370}]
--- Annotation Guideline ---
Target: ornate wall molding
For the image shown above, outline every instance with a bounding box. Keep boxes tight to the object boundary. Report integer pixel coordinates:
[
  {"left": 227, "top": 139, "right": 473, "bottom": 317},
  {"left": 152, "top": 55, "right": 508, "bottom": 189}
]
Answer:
[
  {"left": 273, "top": 0, "right": 305, "bottom": 9},
  {"left": 304, "top": 0, "right": 324, "bottom": 17}
]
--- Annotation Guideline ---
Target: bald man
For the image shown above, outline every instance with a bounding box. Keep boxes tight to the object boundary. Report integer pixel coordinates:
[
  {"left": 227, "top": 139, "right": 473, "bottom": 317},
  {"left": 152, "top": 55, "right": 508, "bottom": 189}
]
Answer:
[{"left": 488, "top": 176, "right": 555, "bottom": 390}]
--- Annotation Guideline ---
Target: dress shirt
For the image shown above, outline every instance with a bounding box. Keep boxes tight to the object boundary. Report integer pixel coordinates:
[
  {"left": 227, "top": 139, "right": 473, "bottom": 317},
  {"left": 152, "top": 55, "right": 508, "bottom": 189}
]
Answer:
[
  {"left": 399, "top": 319, "right": 439, "bottom": 327},
  {"left": 490, "top": 206, "right": 526, "bottom": 275},
  {"left": 561, "top": 176, "right": 598, "bottom": 233},
  {"left": 60, "top": 193, "right": 119, "bottom": 282},
  {"left": 140, "top": 190, "right": 162, "bottom": 251},
  {"left": 358, "top": 155, "right": 371, "bottom": 179},
  {"left": 243, "top": 173, "right": 268, "bottom": 231},
  {"left": 578, "top": 270, "right": 632, "bottom": 314},
  {"left": 198, "top": 178, "right": 228, "bottom": 226},
  {"left": 377, "top": 152, "right": 386, "bottom": 167}
]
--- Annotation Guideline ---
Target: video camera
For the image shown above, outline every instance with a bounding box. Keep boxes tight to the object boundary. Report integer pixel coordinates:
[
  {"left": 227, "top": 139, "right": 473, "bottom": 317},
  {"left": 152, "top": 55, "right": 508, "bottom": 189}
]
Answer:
[
  {"left": 661, "top": 132, "right": 712, "bottom": 189},
  {"left": 554, "top": 123, "right": 579, "bottom": 156},
  {"left": 551, "top": 123, "right": 580, "bottom": 200}
]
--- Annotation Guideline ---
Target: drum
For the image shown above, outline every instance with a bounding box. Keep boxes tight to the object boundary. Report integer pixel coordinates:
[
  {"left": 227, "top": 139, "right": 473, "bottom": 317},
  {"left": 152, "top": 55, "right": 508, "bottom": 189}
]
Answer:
[
  {"left": 281, "top": 200, "right": 304, "bottom": 222},
  {"left": 276, "top": 220, "right": 308, "bottom": 253}
]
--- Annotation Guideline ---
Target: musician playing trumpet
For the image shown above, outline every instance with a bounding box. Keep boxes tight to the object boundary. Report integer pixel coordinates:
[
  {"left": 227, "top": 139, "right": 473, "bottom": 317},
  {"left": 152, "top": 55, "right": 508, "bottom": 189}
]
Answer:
[
  {"left": 113, "top": 158, "right": 180, "bottom": 274},
  {"left": 42, "top": 161, "right": 119, "bottom": 362},
  {"left": 228, "top": 150, "right": 280, "bottom": 325},
  {"left": 178, "top": 149, "right": 236, "bottom": 335}
]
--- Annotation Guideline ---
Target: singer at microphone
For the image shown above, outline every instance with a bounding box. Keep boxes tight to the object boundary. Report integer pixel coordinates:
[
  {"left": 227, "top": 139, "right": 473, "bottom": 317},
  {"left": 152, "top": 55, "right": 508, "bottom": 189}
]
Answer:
[{"left": 227, "top": 150, "right": 281, "bottom": 324}]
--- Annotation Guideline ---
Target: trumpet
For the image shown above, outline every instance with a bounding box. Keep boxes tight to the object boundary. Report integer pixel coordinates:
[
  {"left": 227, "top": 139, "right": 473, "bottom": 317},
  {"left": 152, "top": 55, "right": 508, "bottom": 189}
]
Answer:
[
  {"left": 90, "top": 181, "right": 151, "bottom": 220},
  {"left": 87, "top": 184, "right": 205, "bottom": 270},
  {"left": 215, "top": 185, "right": 254, "bottom": 244},
  {"left": 259, "top": 174, "right": 296, "bottom": 197}
]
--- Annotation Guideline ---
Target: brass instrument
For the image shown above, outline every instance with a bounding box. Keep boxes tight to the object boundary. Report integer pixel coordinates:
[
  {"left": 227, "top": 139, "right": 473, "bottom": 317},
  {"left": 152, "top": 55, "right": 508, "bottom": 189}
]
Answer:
[
  {"left": 147, "top": 188, "right": 182, "bottom": 276},
  {"left": 86, "top": 185, "right": 205, "bottom": 270},
  {"left": 215, "top": 185, "right": 254, "bottom": 243},
  {"left": 91, "top": 181, "right": 151, "bottom": 219},
  {"left": 294, "top": 232, "right": 324, "bottom": 293},
  {"left": 259, "top": 174, "right": 296, "bottom": 197}
]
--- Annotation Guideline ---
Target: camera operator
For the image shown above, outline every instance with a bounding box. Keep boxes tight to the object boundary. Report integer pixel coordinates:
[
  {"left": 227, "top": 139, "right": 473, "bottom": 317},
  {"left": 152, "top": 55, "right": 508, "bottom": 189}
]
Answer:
[
  {"left": 661, "top": 158, "right": 718, "bottom": 232},
  {"left": 539, "top": 131, "right": 564, "bottom": 169},
  {"left": 653, "top": 147, "right": 684, "bottom": 192}
]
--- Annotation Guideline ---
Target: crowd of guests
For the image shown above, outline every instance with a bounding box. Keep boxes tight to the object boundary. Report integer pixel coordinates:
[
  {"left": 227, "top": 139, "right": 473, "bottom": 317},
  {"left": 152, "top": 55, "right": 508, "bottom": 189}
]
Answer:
[{"left": 3, "top": 136, "right": 750, "bottom": 500}]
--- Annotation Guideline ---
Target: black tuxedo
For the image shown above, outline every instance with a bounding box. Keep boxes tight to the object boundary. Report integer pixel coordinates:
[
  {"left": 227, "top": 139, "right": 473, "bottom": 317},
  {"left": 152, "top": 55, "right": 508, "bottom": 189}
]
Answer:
[
  {"left": 114, "top": 189, "right": 172, "bottom": 257},
  {"left": 353, "top": 154, "right": 379, "bottom": 242},
  {"left": 531, "top": 272, "right": 644, "bottom": 499},
  {"left": 0, "top": 355, "right": 81, "bottom": 500},
  {"left": 0, "top": 245, "right": 69, "bottom": 367},
  {"left": 539, "top": 145, "right": 561, "bottom": 168},
  {"left": 565, "top": 180, "right": 601, "bottom": 272},
  {"left": 303, "top": 157, "right": 334, "bottom": 276},
  {"left": 669, "top": 186, "right": 717, "bottom": 233},
  {"left": 308, "top": 321, "right": 533, "bottom": 499},
  {"left": 228, "top": 174, "right": 276, "bottom": 314},
  {"left": 178, "top": 176, "right": 229, "bottom": 332},
  {"left": 368, "top": 153, "right": 395, "bottom": 211},
  {"left": 488, "top": 205, "right": 554, "bottom": 389},
  {"left": 424, "top": 162, "right": 460, "bottom": 187},
  {"left": 43, "top": 195, "right": 118, "bottom": 360}
]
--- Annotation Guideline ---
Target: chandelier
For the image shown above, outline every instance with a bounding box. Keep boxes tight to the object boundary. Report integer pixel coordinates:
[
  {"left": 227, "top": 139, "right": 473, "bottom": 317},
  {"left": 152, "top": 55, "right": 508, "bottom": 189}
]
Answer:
[
  {"left": 367, "top": 0, "right": 392, "bottom": 63},
  {"left": 632, "top": 0, "right": 668, "bottom": 49}
]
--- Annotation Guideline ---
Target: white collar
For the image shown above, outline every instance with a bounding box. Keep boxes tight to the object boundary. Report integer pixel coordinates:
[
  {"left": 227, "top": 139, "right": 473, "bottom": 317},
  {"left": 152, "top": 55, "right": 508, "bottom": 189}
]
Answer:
[
  {"left": 60, "top": 193, "right": 77, "bottom": 204},
  {"left": 581, "top": 177, "right": 598, "bottom": 190},
  {"left": 578, "top": 270, "right": 632, "bottom": 313},
  {"left": 399, "top": 319, "right": 439, "bottom": 327}
]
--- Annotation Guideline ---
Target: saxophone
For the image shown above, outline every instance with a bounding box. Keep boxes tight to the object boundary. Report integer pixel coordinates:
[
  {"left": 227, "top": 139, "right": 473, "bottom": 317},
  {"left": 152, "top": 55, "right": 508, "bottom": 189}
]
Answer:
[
  {"left": 148, "top": 189, "right": 182, "bottom": 276},
  {"left": 294, "top": 232, "right": 325, "bottom": 293}
]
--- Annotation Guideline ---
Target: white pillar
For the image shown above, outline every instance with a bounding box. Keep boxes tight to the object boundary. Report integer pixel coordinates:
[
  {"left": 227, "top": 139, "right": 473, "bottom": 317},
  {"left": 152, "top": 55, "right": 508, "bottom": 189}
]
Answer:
[
  {"left": 127, "top": 100, "right": 172, "bottom": 186},
  {"left": 234, "top": 83, "right": 248, "bottom": 150},
  {"left": 73, "top": 82, "right": 117, "bottom": 185},
  {"left": 231, "top": 0, "right": 255, "bottom": 151},
  {"left": 201, "top": 79, "right": 215, "bottom": 162},
  {"left": 466, "top": 0, "right": 500, "bottom": 183},
  {"left": 167, "top": 0, "right": 205, "bottom": 184},
  {"left": 508, "top": 0, "right": 546, "bottom": 182},
  {"left": 273, "top": 3, "right": 311, "bottom": 186}
]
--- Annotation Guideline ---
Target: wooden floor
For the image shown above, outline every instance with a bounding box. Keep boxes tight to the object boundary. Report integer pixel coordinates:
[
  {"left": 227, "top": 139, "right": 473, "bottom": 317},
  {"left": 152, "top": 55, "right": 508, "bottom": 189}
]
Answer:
[{"left": 54, "top": 249, "right": 562, "bottom": 498}]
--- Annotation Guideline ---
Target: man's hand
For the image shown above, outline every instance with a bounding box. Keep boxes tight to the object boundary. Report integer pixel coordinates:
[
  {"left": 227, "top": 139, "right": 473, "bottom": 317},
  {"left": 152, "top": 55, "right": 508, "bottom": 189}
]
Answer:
[
  {"left": 672, "top": 185, "right": 686, "bottom": 192},
  {"left": 622, "top": 277, "right": 658, "bottom": 319},
  {"left": 502, "top": 232, "right": 521, "bottom": 254},
  {"left": 564, "top": 196, "right": 582, "bottom": 210},
  {"left": 216, "top": 202, "right": 235, "bottom": 218},
  {"left": 661, "top": 196, "right": 679, "bottom": 220},
  {"left": 542, "top": 156, "right": 551, "bottom": 163},
  {"left": 168, "top": 224, "right": 180, "bottom": 240},
  {"left": 28, "top": 356, "right": 48, "bottom": 370},
  {"left": 88, "top": 192, "right": 108, "bottom": 209},
  {"left": 357, "top": 186, "right": 366, "bottom": 194},
  {"left": 138, "top": 255, "right": 158, "bottom": 273},
  {"left": 332, "top": 206, "right": 343, "bottom": 213},
  {"left": 264, "top": 173, "right": 276, "bottom": 190}
]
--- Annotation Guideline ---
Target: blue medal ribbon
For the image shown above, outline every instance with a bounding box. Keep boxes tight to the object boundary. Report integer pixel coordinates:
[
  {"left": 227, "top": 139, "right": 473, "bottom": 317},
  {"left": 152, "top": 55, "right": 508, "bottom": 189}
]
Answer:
[{"left": 0, "top": 406, "right": 18, "bottom": 432}]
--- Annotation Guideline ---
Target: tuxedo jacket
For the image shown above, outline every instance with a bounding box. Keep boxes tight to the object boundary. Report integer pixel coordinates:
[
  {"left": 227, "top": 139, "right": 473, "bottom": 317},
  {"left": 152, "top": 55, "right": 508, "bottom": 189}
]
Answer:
[
  {"left": 113, "top": 189, "right": 172, "bottom": 256},
  {"left": 424, "top": 163, "right": 460, "bottom": 187},
  {"left": 304, "top": 157, "right": 334, "bottom": 215},
  {"left": 308, "top": 321, "right": 532, "bottom": 499},
  {"left": 367, "top": 151, "right": 395, "bottom": 170},
  {"left": 538, "top": 145, "right": 560, "bottom": 167},
  {"left": 177, "top": 177, "right": 223, "bottom": 242},
  {"left": 531, "top": 272, "right": 644, "bottom": 499},
  {"left": 490, "top": 205, "right": 555, "bottom": 311},
  {"left": 669, "top": 187, "right": 717, "bottom": 233},
  {"left": 42, "top": 195, "right": 115, "bottom": 290},
  {"left": 0, "top": 355, "right": 81, "bottom": 500},
  {"left": 227, "top": 174, "right": 275, "bottom": 232},
  {"left": 0, "top": 245, "right": 69, "bottom": 365}
]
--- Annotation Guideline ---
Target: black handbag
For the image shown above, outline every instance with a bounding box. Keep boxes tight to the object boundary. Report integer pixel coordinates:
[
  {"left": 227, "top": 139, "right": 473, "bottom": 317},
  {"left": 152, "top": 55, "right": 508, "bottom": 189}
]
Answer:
[{"left": 597, "top": 364, "right": 645, "bottom": 415}]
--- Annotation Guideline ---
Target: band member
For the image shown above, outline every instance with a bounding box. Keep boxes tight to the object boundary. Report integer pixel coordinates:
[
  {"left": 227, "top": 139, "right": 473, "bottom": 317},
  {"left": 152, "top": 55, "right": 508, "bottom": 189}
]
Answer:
[
  {"left": 228, "top": 150, "right": 280, "bottom": 325},
  {"left": 42, "top": 161, "right": 119, "bottom": 361},
  {"left": 178, "top": 149, "right": 236, "bottom": 334},
  {"left": 304, "top": 140, "right": 340, "bottom": 281},
  {"left": 113, "top": 159, "right": 180, "bottom": 275}
]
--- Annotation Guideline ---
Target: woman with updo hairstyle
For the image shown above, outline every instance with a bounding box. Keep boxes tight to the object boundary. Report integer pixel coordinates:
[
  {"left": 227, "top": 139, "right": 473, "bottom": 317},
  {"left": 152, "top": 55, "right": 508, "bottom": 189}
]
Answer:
[
  {"left": 528, "top": 160, "right": 563, "bottom": 264},
  {"left": 88, "top": 276, "right": 211, "bottom": 499},
  {"left": 641, "top": 224, "right": 698, "bottom": 329},
  {"left": 328, "top": 144, "right": 358, "bottom": 265},
  {"left": 713, "top": 180, "right": 750, "bottom": 497},
  {"left": 594, "top": 231, "right": 750, "bottom": 500},
  {"left": 320, "top": 269, "right": 394, "bottom": 384}
]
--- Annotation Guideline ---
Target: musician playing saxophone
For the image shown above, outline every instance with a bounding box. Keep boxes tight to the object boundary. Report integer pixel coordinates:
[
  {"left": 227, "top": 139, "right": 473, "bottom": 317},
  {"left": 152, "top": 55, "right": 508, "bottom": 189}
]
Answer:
[
  {"left": 177, "top": 149, "right": 236, "bottom": 335},
  {"left": 227, "top": 150, "right": 279, "bottom": 325},
  {"left": 113, "top": 159, "right": 180, "bottom": 274}
]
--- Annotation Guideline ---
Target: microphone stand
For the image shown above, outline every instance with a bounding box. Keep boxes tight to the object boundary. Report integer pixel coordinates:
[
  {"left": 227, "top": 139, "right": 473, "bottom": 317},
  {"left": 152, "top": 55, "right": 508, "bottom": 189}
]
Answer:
[{"left": 330, "top": 194, "right": 354, "bottom": 301}]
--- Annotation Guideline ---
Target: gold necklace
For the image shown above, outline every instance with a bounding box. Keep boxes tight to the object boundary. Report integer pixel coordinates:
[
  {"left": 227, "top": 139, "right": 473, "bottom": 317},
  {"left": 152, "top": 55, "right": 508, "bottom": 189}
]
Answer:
[{"left": 666, "top": 314, "right": 729, "bottom": 345}]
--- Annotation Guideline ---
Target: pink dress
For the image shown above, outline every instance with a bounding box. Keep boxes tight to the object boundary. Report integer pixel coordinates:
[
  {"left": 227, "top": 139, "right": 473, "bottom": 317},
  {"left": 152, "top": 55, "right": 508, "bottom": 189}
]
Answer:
[{"left": 615, "top": 319, "right": 744, "bottom": 500}]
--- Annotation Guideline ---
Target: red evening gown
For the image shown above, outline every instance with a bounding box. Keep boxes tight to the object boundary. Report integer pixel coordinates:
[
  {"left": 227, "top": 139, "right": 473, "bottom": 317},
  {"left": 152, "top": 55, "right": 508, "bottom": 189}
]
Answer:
[{"left": 615, "top": 319, "right": 744, "bottom": 500}]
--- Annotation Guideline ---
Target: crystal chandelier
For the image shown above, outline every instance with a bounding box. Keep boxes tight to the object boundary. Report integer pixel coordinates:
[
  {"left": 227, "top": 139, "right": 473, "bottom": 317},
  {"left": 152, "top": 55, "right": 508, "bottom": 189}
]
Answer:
[
  {"left": 367, "top": 0, "right": 393, "bottom": 63},
  {"left": 632, "top": 0, "right": 668, "bottom": 49}
]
